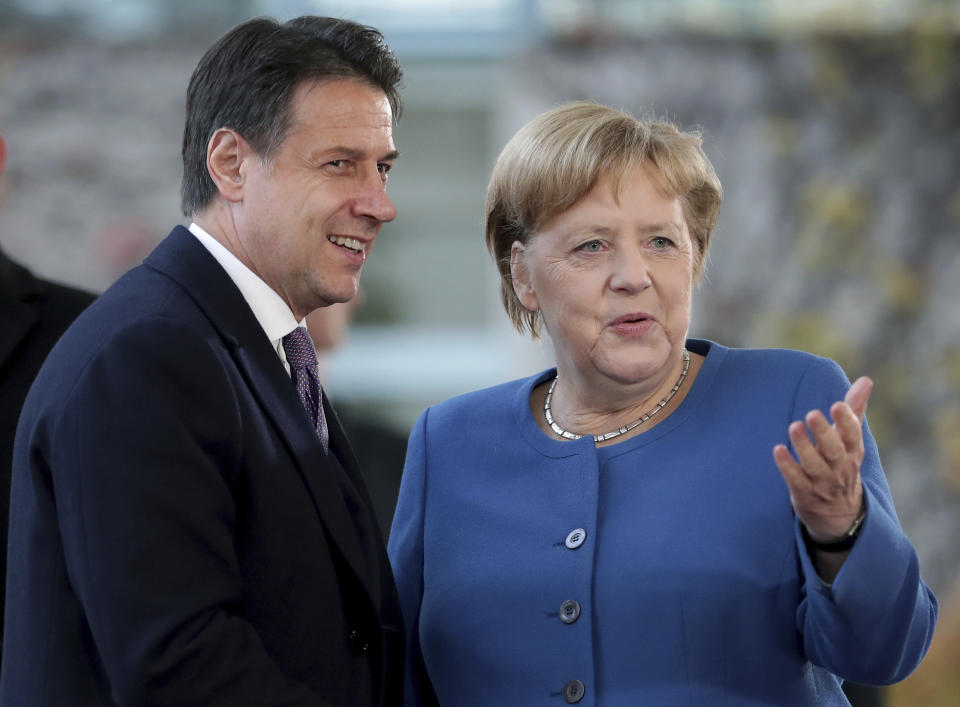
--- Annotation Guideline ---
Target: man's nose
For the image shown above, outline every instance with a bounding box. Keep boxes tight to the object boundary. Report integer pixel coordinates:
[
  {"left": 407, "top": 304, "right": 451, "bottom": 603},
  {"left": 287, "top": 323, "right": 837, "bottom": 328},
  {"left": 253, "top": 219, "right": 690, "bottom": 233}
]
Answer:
[{"left": 352, "top": 172, "right": 397, "bottom": 224}]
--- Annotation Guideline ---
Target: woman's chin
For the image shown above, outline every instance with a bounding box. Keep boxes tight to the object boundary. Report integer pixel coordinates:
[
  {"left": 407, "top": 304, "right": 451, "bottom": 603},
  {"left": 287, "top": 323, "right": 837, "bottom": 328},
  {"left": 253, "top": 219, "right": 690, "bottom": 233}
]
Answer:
[
  {"left": 592, "top": 361, "right": 670, "bottom": 388},
  {"left": 589, "top": 344, "right": 679, "bottom": 384}
]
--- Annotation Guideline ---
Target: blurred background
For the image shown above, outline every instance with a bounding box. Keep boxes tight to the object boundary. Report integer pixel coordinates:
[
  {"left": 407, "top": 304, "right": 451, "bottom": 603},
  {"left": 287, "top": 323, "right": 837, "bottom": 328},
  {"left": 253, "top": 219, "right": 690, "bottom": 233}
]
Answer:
[{"left": 0, "top": 1, "right": 958, "bottom": 703}]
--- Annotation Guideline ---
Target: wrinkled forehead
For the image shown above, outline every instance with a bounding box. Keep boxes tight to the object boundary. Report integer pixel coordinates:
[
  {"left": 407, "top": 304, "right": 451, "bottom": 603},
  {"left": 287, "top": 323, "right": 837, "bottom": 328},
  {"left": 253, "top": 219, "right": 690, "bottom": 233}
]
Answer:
[{"left": 293, "top": 78, "right": 394, "bottom": 127}]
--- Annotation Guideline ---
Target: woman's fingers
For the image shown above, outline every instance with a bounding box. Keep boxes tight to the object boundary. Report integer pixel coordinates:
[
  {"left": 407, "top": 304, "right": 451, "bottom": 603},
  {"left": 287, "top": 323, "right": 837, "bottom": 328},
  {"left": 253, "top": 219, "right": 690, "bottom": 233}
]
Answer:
[
  {"left": 805, "top": 410, "right": 846, "bottom": 465},
  {"left": 774, "top": 378, "right": 872, "bottom": 540},
  {"left": 844, "top": 376, "right": 873, "bottom": 421},
  {"left": 832, "top": 401, "right": 865, "bottom": 458},
  {"left": 773, "top": 442, "right": 807, "bottom": 491}
]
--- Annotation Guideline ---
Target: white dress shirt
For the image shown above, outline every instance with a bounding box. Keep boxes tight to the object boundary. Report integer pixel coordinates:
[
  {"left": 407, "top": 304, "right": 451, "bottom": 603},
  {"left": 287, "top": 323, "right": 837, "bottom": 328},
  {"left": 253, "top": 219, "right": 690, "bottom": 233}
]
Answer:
[{"left": 188, "top": 222, "right": 307, "bottom": 375}]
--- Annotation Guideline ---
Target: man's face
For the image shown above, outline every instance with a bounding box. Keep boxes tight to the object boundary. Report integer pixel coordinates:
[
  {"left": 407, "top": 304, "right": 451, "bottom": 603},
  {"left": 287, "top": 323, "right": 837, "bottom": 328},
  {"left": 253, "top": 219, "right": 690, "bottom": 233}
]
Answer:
[{"left": 234, "top": 79, "right": 397, "bottom": 320}]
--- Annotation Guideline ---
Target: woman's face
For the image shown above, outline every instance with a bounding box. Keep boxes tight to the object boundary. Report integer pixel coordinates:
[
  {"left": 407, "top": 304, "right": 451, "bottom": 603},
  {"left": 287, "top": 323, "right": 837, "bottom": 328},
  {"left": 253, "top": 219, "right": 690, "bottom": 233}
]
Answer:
[{"left": 512, "top": 164, "right": 695, "bottom": 388}]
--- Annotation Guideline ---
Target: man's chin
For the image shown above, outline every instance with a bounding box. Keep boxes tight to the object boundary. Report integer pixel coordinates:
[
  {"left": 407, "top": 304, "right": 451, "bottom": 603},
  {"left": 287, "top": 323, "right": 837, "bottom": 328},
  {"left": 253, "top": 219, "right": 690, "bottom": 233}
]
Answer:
[{"left": 313, "top": 286, "right": 360, "bottom": 309}]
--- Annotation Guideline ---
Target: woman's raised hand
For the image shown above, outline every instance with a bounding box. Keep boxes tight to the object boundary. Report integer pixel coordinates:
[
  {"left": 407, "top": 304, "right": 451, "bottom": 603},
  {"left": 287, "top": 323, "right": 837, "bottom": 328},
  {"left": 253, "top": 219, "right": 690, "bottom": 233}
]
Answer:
[{"left": 773, "top": 377, "right": 873, "bottom": 545}]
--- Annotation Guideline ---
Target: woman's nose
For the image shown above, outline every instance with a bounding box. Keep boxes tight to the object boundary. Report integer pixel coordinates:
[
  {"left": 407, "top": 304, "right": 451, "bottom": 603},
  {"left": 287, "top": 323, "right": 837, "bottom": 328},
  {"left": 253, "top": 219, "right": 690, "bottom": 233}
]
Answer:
[{"left": 609, "top": 249, "right": 652, "bottom": 293}]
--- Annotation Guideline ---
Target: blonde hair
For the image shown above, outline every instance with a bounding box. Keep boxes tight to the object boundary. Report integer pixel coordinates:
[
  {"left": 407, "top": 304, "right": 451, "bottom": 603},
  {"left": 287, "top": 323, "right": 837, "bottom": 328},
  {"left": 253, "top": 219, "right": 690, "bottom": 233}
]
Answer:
[{"left": 485, "top": 101, "right": 723, "bottom": 337}]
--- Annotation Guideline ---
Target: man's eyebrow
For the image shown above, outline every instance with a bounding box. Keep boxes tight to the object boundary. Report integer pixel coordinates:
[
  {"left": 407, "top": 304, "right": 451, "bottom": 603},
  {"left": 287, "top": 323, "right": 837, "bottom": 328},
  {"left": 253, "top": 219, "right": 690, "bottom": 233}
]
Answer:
[{"left": 315, "top": 147, "right": 400, "bottom": 162}]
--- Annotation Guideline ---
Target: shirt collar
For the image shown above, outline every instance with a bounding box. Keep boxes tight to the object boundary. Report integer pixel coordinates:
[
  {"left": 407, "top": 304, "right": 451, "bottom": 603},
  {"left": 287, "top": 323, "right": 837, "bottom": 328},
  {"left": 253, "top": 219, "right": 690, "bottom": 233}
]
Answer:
[{"left": 188, "top": 222, "right": 303, "bottom": 347}]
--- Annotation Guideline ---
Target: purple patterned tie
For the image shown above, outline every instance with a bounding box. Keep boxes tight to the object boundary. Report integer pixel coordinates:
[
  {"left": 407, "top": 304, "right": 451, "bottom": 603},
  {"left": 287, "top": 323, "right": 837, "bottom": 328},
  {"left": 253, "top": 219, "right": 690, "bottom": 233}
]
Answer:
[{"left": 282, "top": 327, "right": 329, "bottom": 453}]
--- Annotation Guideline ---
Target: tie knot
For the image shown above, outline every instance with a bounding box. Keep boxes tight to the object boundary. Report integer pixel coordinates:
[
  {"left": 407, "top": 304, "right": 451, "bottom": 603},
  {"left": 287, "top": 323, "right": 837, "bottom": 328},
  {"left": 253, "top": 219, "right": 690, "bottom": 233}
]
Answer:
[{"left": 282, "top": 327, "right": 318, "bottom": 370}]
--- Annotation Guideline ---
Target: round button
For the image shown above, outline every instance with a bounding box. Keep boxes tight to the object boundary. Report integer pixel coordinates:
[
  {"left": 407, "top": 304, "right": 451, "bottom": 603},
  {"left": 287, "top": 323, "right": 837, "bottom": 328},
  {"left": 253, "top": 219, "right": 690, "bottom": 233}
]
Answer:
[
  {"left": 565, "top": 528, "right": 587, "bottom": 550},
  {"left": 563, "top": 679, "right": 585, "bottom": 703},
  {"left": 559, "top": 599, "right": 581, "bottom": 624}
]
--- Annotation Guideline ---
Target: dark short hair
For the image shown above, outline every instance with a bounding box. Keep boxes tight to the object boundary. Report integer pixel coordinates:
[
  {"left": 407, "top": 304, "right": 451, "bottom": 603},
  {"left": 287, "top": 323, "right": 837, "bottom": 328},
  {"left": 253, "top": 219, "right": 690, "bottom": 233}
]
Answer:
[{"left": 181, "top": 16, "right": 403, "bottom": 216}]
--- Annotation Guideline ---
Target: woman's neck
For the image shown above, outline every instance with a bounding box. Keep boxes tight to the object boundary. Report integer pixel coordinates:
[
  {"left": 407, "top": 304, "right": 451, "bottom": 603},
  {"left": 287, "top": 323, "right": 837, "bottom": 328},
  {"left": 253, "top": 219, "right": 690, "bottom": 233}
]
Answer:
[{"left": 538, "top": 350, "right": 703, "bottom": 443}]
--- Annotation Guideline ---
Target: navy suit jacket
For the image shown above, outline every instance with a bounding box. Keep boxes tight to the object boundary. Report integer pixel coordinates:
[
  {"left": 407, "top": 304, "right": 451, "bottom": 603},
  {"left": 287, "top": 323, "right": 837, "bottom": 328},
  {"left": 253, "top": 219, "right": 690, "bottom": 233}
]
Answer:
[{"left": 1, "top": 227, "right": 403, "bottom": 706}]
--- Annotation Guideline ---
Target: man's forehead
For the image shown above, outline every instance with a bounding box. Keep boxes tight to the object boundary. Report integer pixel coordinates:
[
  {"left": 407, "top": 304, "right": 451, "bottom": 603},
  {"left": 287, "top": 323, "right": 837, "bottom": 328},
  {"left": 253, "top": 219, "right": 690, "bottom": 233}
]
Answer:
[{"left": 294, "top": 79, "right": 393, "bottom": 122}]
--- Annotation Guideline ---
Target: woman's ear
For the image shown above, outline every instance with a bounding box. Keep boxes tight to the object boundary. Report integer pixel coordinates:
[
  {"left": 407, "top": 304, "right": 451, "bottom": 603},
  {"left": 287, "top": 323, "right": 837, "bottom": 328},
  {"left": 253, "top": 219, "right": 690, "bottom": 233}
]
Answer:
[
  {"left": 510, "top": 240, "right": 539, "bottom": 312},
  {"left": 206, "top": 128, "right": 250, "bottom": 203}
]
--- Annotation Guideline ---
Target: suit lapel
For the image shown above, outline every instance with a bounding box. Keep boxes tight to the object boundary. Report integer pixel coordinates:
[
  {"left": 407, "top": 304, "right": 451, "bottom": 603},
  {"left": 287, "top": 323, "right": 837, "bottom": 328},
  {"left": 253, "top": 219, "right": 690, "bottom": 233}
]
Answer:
[
  {"left": 324, "top": 400, "right": 380, "bottom": 526},
  {"left": 234, "top": 346, "right": 374, "bottom": 590},
  {"left": 0, "top": 251, "right": 42, "bottom": 369},
  {"left": 143, "top": 227, "right": 377, "bottom": 604},
  {"left": 323, "top": 401, "right": 387, "bottom": 609}
]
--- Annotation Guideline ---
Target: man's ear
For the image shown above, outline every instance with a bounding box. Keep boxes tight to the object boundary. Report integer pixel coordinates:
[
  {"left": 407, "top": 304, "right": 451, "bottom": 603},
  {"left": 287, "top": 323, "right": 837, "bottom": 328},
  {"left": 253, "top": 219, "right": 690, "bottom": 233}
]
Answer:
[
  {"left": 206, "top": 128, "right": 251, "bottom": 203},
  {"left": 510, "top": 240, "right": 539, "bottom": 312},
  {"left": 0, "top": 135, "right": 7, "bottom": 179}
]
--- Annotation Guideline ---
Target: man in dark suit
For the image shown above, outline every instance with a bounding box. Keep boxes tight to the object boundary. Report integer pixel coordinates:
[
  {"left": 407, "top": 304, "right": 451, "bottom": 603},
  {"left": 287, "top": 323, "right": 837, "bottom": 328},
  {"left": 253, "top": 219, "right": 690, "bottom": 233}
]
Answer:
[
  {"left": 0, "top": 134, "right": 97, "bottom": 669},
  {"left": 2, "top": 16, "right": 405, "bottom": 706}
]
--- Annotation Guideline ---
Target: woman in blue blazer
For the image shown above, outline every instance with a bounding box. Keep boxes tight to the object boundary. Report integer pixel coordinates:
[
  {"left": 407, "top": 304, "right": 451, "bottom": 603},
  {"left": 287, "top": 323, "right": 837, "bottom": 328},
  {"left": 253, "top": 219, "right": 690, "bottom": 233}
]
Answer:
[{"left": 388, "top": 102, "right": 937, "bottom": 706}]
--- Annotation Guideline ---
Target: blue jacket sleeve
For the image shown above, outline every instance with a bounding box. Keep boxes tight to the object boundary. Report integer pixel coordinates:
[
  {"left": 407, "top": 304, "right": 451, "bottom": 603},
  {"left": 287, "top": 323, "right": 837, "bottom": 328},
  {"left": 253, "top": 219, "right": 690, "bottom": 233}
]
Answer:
[
  {"left": 791, "top": 357, "right": 938, "bottom": 685},
  {"left": 388, "top": 409, "right": 439, "bottom": 707}
]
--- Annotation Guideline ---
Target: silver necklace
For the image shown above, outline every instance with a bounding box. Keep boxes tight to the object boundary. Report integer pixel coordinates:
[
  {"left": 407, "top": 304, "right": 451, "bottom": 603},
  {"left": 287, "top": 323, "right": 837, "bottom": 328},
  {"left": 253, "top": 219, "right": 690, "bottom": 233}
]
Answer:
[{"left": 544, "top": 348, "right": 691, "bottom": 443}]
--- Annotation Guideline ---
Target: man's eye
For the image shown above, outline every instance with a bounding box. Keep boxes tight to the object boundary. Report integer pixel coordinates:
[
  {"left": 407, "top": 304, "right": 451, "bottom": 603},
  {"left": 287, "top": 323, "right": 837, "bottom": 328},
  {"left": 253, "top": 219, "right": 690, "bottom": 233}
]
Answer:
[
  {"left": 327, "top": 160, "right": 347, "bottom": 169},
  {"left": 377, "top": 163, "right": 392, "bottom": 175}
]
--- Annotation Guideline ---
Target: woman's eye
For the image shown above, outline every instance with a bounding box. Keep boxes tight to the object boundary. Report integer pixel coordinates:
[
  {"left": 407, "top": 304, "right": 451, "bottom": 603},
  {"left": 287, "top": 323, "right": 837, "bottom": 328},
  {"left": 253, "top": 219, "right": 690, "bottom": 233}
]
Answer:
[
  {"left": 651, "top": 236, "right": 674, "bottom": 249},
  {"left": 579, "top": 240, "right": 604, "bottom": 252}
]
